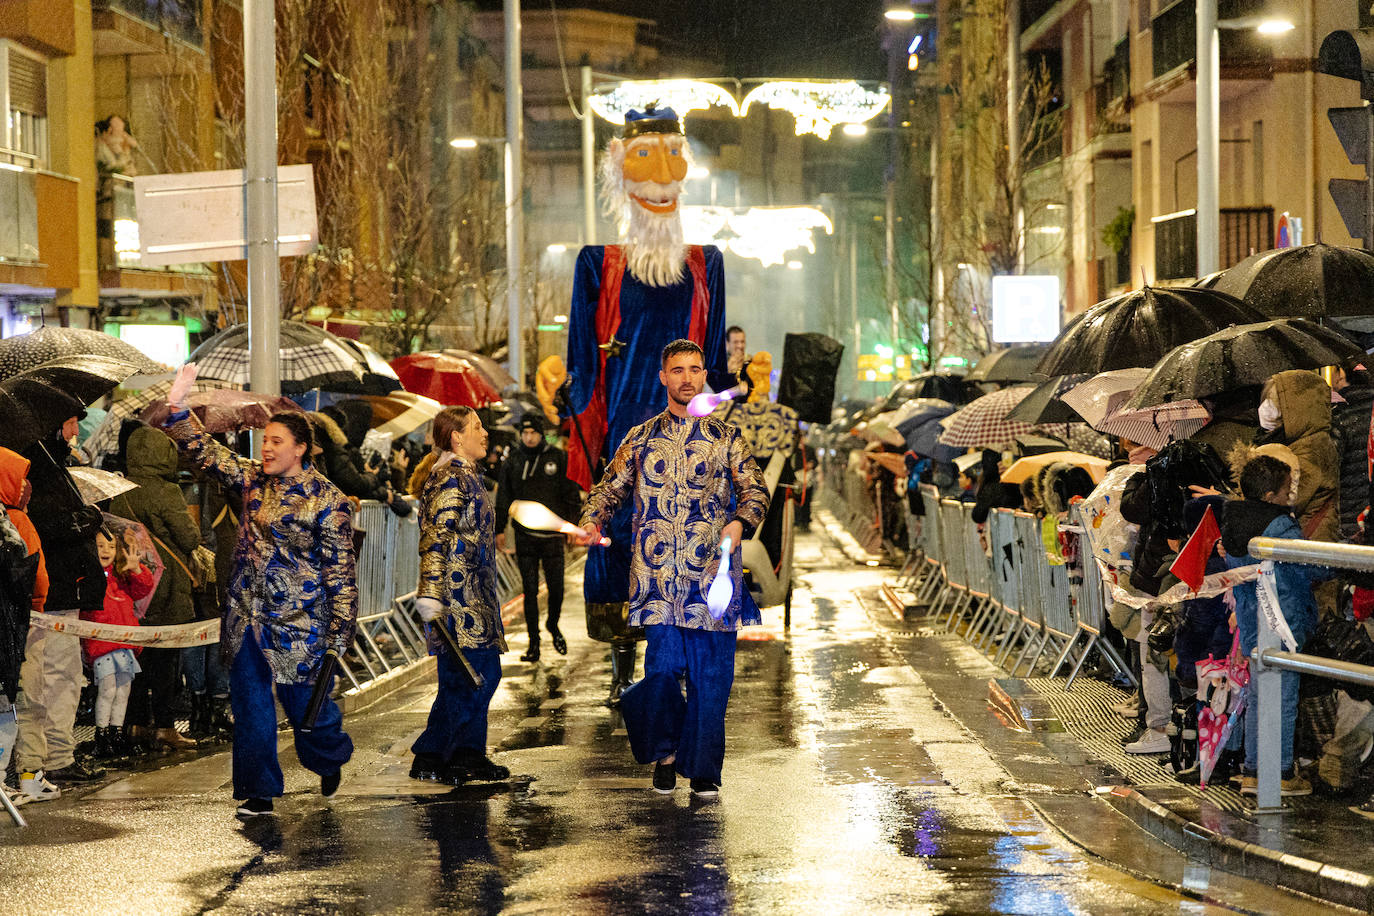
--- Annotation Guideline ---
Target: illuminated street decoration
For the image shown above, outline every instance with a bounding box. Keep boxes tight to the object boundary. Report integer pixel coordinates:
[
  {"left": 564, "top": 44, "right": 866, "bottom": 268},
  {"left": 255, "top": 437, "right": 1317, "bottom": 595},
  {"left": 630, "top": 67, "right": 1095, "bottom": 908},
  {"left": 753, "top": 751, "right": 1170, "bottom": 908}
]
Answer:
[
  {"left": 682, "top": 205, "right": 834, "bottom": 267},
  {"left": 740, "top": 81, "right": 890, "bottom": 138},
  {"left": 587, "top": 80, "right": 740, "bottom": 123},
  {"left": 588, "top": 79, "right": 890, "bottom": 139}
]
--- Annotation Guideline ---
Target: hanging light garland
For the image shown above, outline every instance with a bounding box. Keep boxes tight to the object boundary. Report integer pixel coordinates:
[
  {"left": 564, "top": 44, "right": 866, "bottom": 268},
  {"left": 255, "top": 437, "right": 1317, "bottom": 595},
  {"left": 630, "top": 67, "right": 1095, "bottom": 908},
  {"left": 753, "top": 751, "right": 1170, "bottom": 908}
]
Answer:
[
  {"left": 739, "top": 81, "right": 890, "bottom": 139},
  {"left": 588, "top": 79, "right": 890, "bottom": 138},
  {"left": 587, "top": 80, "right": 740, "bottom": 122}
]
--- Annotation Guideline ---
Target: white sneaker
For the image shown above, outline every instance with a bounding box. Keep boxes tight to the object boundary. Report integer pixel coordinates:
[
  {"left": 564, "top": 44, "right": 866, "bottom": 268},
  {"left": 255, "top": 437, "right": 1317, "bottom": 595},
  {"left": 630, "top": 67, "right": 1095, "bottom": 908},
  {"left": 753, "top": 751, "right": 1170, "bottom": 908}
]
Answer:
[
  {"left": 2, "top": 784, "right": 30, "bottom": 808},
  {"left": 1124, "top": 728, "right": 1172, "bottom": 755},
  {"left": 19, "top": 770, "right": 60, "bottom": 802}
]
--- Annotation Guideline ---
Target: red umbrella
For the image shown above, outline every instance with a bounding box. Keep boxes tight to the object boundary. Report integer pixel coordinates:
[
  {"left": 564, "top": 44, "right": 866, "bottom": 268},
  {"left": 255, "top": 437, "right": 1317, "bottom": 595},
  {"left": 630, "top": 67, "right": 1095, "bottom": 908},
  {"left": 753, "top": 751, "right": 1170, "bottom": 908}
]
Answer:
[
  {"left": 442, "top": 349, "right": 516, "bottom": 392},
  {"left": 390, "top": 352, "right": 501, "bottom": 407}
]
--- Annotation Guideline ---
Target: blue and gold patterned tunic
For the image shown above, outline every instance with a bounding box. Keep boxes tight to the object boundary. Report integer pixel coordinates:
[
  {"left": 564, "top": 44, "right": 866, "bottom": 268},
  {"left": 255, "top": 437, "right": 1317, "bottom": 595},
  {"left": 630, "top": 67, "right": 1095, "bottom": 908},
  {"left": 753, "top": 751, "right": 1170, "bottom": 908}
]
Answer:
[
  {"left": 417, "top": 454, "right": 506, "bottom": 653},
  {"left": 581, "top": 411, "right": 769, "bottom": 631},
  {"left": 164, "top": 414, "right": 358, "bottom": 685}
]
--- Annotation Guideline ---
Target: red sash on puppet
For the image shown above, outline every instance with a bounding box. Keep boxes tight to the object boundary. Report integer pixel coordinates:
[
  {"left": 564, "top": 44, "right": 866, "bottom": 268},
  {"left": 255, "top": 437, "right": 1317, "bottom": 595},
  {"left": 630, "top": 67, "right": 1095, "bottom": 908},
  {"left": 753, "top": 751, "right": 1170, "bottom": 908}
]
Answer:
[{"left": 568, "top": 245, "right": 711, "bottom": 491}]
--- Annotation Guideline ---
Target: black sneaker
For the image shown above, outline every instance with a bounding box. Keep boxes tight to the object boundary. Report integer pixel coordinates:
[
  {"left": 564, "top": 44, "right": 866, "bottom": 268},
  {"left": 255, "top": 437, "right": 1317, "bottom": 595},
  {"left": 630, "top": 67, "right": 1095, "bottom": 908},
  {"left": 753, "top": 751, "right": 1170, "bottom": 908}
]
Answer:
[
  {"left": 235, "top": 797, "right": 274, "bottom": 818},
  {"left": 689, "top": 778, "right": 719, "bottom": 798},
  {"left": 652, "top": 761, "right": 676, "bottom": 794},
  {"left": 520, "top": 646, "right": 540, "bottom": 663},
  {"left": 550, "top": 631, "right": 568, "bottom": 655},
  {"left": 461, "top": 755, "right": 511, "bottom": 782},
  {"left": 409, "top": 754, "right": 444, "bottom": 781},
  {"left": 47, "top": 758, "right": 106, "bottom": 783},
  {"left": 321, "top": 769, "right": 341, "bottom": 798}
]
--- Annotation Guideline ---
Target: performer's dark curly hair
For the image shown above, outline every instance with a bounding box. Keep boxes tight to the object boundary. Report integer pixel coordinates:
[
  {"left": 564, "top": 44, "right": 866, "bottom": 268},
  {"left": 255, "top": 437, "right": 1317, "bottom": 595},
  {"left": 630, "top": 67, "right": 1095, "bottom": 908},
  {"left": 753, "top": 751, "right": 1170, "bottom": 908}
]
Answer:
[{"left": 661, "top": 338, "right": 703, "bottom": 366}]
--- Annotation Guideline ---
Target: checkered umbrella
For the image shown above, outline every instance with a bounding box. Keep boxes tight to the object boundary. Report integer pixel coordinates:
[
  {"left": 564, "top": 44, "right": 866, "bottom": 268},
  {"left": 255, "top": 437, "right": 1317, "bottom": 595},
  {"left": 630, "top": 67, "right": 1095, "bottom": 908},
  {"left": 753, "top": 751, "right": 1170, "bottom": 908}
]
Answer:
[
  {"left": 937, "top": 386, "right": 1037, "bottom": 450},
  {"left": 0, "top": 327, "right": 166, "bottom": 380},
  {"left": 188, "top": 321, "right": 365, "bottom": 394}
]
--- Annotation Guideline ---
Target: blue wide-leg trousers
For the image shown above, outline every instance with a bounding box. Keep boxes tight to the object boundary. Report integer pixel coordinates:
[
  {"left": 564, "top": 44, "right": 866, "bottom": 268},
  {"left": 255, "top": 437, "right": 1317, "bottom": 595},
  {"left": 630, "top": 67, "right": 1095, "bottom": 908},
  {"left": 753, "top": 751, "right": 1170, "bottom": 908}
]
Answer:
[
  {"left": 620, "top": 624, "right": 737, "bottom": 785},
  {"left": 411, "top": 645, "right": 503, "bottom": 763},
  {"left": 230, "top": 630, "right": 353, "bottom": 801}
]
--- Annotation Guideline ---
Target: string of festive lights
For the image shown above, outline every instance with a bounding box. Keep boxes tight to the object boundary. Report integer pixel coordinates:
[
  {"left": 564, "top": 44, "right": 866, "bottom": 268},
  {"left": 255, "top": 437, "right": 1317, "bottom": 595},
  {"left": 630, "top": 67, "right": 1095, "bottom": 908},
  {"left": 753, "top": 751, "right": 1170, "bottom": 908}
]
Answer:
[{"left": 588, "top": 79, "right": 890, "bottom": 138}]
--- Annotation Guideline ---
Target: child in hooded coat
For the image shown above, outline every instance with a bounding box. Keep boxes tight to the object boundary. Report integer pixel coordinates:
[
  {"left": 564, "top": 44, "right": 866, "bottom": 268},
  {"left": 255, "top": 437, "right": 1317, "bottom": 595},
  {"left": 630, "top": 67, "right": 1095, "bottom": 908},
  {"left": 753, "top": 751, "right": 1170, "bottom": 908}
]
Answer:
[{"left": 1221, "top": 454, "right": 1331, "bottom": 796}]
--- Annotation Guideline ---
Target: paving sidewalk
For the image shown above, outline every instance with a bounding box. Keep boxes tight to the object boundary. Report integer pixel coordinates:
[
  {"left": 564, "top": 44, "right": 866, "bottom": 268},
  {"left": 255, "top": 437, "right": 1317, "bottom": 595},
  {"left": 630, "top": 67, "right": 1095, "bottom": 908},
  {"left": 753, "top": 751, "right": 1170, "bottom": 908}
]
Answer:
[{"left": 992, "top": 661, "right": 1374, "bottom": 912}]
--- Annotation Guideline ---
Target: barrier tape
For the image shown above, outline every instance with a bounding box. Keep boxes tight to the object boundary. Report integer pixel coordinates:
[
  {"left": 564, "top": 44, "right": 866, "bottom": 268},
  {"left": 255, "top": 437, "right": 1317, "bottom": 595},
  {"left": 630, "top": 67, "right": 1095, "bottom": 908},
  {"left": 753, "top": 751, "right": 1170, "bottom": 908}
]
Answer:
[
  {"left": 28, "top": 612, "right": 220, "bottom": 648},
  {"left": 1256, "top": 560, "right": 1298, "bottom": 652},
  {"left": 1094, "top": 558, "right": 1260, "bottom": 611}
]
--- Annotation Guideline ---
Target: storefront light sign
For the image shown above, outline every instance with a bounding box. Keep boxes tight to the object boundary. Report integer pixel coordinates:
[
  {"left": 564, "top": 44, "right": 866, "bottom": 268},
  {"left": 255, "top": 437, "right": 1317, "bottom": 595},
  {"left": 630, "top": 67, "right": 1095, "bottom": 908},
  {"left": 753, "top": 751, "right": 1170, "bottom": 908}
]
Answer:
[
  {"left": 106, "top": 322, "right": 189, "bottom": 368},
  {"left": 991, "top": 275, "right": 1061, "bottom": 343}
]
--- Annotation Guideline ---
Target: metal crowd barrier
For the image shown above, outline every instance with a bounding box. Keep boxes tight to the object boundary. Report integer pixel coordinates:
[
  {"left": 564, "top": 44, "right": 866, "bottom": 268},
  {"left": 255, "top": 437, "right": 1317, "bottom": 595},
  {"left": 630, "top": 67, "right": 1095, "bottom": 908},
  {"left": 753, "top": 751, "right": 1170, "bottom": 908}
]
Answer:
[
  {"left": 337, "top": 498, "right": 525, "bottom": 696},
  {"left": 909, "top": 501, "right": 1133, "bottom": 684},
  {"left": 1246, "top": 536, "right": 1374, "bottom": 811}
]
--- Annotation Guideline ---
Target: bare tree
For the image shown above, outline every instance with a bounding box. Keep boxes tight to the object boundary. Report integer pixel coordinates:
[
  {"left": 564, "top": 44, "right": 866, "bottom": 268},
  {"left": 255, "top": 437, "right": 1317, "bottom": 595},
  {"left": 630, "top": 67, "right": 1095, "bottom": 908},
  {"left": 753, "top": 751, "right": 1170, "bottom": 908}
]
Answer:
[{"left": 930, "top": 0, "right": 1068, "bottom": 358}]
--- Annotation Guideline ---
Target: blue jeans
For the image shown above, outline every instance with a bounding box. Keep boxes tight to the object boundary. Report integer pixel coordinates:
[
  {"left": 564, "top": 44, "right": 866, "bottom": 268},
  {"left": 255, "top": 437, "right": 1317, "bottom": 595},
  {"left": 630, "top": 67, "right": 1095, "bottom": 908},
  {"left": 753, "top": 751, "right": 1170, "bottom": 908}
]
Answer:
[
  {"left": 619, "top": 624, "right": 737, "bottom": 785},
  {"left": 182, "top": 644, "right": 229, "bottom": 697},
  {"left": 411, "top": 646, "right": 502, "bottom": 763},
  {"left": 1244, "top": 667, "right": 1301, "bottom": 774},
  {"left": 229, "top": 630, "right": 353, "bottom": 800}
]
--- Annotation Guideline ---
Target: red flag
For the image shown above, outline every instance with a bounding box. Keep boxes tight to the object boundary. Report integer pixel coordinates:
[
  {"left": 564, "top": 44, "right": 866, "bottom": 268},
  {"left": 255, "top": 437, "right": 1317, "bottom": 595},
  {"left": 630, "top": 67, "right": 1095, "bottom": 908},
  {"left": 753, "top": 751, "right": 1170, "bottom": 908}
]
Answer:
[{"left": 1170, "top": 505, "right": 1221, "bottom": 592}]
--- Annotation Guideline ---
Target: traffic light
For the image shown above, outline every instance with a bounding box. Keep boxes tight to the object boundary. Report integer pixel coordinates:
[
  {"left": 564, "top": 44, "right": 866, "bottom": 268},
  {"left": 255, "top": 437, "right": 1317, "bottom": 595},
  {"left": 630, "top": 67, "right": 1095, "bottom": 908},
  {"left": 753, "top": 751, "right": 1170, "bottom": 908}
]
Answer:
[{"left": 1318, "top": 29, "right": 1374, "bottom": 248}]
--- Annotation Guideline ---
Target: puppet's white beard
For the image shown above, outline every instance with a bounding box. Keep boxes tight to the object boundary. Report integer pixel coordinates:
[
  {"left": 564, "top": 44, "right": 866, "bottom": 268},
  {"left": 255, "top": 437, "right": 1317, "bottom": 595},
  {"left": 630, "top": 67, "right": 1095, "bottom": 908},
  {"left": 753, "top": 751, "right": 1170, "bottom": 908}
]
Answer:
[{"left": 624, "top": 201, "right": 687, "bottom": 288}]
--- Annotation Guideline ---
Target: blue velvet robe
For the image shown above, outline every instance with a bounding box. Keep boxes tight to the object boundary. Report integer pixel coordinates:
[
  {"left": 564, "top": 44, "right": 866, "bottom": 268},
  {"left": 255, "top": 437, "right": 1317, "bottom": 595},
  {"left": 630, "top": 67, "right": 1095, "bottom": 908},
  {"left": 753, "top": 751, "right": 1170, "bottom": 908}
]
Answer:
[{"left": 566, "top": 244, "right": 730, "bottom": 605}]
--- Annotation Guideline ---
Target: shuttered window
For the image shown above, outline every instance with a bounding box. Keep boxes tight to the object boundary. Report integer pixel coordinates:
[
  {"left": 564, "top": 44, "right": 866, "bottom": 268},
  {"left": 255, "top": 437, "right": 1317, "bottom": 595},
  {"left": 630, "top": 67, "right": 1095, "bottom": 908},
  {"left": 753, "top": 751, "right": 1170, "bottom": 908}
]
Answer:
[{"left": 8, "top": 50, "right": 45, "bottom": 117}]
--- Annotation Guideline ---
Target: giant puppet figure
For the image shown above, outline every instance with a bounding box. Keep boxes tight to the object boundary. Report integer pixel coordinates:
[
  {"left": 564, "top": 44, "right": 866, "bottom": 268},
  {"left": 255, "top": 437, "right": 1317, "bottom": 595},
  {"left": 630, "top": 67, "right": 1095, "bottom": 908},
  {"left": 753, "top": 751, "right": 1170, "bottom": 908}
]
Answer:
[{"left": 563, "top": 106, "right": 731, "bottom": 703}]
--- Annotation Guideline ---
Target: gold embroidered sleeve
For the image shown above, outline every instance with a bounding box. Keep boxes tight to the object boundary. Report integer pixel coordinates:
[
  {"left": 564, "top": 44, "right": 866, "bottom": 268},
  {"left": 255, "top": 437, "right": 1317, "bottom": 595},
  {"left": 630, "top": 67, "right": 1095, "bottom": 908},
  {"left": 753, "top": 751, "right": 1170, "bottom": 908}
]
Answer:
[
  {"left": 164, "top": 412, "right": 255, "bottom": 494},
  {"left": 729, "top": 427, "right": 769, "bottom": 539},
  {"left": 581, "top": 427, "right": 641, "bottom": 530}
]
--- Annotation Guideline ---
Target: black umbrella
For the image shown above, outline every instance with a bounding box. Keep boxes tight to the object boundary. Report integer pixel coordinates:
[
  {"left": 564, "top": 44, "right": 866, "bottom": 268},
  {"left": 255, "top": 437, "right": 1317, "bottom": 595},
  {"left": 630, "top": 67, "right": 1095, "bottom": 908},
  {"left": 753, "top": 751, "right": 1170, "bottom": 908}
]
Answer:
[
  {"left": 1212, "top": 243, "right": 1374, "bottom": 319},
  {"left": 1036, "top": 286, "right": 1267, "bottom": 377},
  {"left": 330, "top": 339, "right": 403, "bottom": 395},
  {"left": 1005, "top": 373, "right": 1089, "bottom": 425},
  {"left": 880, "top": 374, "right": 982, "bottom": 410},
  {"left": 0, "top": 326, "right": 166, "bottom": 380},
  {"left": 190, "top": 320, "right": 365, "bottom": 394},
  {"left": 965, "top": 344, "right": 1050, "bottom": 384},
  {"left": 1122, "top": 318, "right": 1365, "bottom": 410},
  {"left": 20, "top": 355, "right": 140, "bottom": 405},
  {"left": 0, "top": 374, "right": 87, "bottom": 452}
]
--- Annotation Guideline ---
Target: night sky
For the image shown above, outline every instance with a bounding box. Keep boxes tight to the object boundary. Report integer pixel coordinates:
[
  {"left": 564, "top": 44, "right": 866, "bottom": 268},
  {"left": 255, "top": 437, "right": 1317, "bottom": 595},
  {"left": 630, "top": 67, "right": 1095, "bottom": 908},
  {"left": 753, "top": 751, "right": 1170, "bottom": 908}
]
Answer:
[{"left": 476, "top": 0, "right": 891, "bottom": 81}]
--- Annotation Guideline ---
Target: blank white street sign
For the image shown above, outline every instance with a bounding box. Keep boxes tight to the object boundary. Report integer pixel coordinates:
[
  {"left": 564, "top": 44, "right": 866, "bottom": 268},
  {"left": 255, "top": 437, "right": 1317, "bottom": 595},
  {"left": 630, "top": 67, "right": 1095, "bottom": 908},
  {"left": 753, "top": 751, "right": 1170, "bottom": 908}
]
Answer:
[{"left": 133, "top": 164, "right": 318, "bottom": 266}]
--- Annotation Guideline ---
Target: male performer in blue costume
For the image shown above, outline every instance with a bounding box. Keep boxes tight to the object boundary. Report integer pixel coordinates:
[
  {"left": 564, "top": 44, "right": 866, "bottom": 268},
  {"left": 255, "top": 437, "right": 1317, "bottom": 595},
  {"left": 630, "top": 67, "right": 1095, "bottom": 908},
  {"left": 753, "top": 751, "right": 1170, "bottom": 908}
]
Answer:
[
  {"left": 575, "top": 339, "right": 768, "bottom": 797},
  {"left": 563, "top": 105, "right": 731, "bottom": 703}
]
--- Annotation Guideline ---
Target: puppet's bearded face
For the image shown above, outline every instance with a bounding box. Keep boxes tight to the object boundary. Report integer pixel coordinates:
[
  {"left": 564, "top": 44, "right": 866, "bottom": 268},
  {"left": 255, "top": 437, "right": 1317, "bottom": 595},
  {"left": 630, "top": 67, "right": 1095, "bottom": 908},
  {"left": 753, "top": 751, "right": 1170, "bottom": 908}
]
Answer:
[
  {"left": 621, "top": 134, "right": 688, "bottom": 214},
  {"left": 601, "top": 133, "right": 692, "bottom": 287}
]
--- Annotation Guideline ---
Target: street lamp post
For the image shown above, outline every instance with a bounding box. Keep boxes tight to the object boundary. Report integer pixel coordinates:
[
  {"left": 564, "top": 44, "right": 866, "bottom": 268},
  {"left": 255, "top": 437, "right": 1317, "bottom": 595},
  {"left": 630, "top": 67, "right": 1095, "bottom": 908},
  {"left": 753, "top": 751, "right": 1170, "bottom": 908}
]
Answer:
[
  {"left": 1196, "top": 0, "right": 1220, "bottom": 278},
  {"left": 504, "top": 0, "right": 524, "bottom": 388},
  {"left": 1196, "top": 12, "right": 1294, "bottom": 278},
  {"left": 244, "top": 0, "right": 280, "bottom": 403}
]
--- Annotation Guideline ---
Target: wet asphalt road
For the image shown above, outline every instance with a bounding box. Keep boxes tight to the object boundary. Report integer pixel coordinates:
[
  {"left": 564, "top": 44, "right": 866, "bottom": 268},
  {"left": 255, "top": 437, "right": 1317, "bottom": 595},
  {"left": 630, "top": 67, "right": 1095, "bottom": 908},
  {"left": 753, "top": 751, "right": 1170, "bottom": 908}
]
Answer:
[{"left": 0, "top": 531, "right": 1330, "bottom": 914}]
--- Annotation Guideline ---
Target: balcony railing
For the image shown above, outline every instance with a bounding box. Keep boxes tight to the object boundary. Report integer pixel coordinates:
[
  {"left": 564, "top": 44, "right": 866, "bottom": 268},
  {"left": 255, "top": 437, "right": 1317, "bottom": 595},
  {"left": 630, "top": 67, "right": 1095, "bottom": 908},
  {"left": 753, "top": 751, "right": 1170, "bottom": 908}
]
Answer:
[
  {"left": 1151, "top": 0, "right": 1271, "bottom": 79},
  {"left": 1153, "top": 206, "right": 1274, "bottom": 280},
  {"left": 93, "top": 0, "right": 203, "bottom": 47},
  {"left": 0, "top": 154, "right": 39, "bottom": 264}
]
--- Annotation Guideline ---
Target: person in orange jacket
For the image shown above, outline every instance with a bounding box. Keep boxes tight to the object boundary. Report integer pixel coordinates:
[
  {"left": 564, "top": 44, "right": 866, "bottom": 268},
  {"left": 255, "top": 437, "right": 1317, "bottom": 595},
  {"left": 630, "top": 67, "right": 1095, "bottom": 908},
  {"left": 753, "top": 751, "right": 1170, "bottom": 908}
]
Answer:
[{"left": 0, "top": 446, "right": 50, "bottom": 805}]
